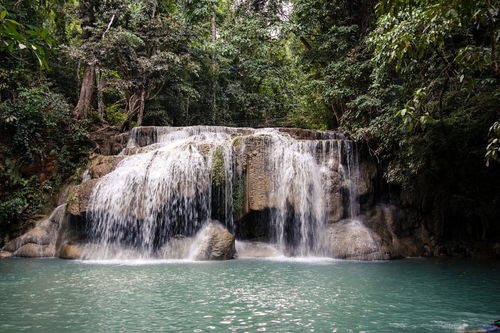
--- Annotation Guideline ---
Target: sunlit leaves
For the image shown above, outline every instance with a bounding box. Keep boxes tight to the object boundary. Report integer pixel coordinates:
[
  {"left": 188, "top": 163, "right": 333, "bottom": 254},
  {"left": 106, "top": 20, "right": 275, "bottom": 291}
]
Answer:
[
  {"left": 0, "top": 10, "right": 52, "bottom": 70},
  {"left": 486, "top": 120, "right": 500, "bottom": 166}
]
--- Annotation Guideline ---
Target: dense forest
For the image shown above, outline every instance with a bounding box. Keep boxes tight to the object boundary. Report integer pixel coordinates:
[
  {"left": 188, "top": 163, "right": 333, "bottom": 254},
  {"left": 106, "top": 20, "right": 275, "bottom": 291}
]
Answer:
[{"left": 1, "top": 0, "right": 499, "bottom": 248}]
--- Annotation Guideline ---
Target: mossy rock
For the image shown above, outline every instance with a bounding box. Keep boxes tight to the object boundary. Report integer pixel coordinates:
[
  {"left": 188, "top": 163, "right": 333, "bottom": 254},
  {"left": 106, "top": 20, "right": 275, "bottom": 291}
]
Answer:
[
  {"left": 211, "top": 146, "right": 226, "bottom": 187},
  {"left": 231, "top": 136, "right": 241, "bottom": 147}
]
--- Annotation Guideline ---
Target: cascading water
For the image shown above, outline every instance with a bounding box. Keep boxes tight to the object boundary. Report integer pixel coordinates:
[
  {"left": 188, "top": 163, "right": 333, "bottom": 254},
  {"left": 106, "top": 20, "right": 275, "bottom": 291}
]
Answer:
[
  {"left": 82, "top": 126, "right": 361, "bottom": 259},
  {"left": 262, "top": 134, "right": 360, "bottom": 256}
]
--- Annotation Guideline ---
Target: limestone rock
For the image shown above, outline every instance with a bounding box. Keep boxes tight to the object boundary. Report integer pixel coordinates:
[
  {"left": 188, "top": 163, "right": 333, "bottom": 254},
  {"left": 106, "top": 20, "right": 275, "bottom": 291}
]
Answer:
[
  {"left": 2, "top": 204, "right": 66, "bottom": 257},
  {"left": 87, "top": 155, "right": 125, "bottom": 179},
  {"left": 192, "top": 222, "right": 235, "bottom": 260},
  {"left": 22, "top": 227, "right": 52, "bottom": 245},
  {"left": 92, "top": 127, "right": 126, "bottom": 155},
  {"left": 326, "top": 220, "right": 391, "bottom": 260},
  {"left": 59, "top": 243, "right": 83, "bottom": 259},
  {"left": 14, "top": 243, "right": 55, "bottom": 257},
  {"left": 57, "top": 184, "right": 73, "bottom": 206},
  {"left": 66, "top": 179, "right": 99, "bottom": 215},
  {"left": 326, "top": 192, "right": 344, "bottom": 223},
  {"left": 361, "top": 204, "right": 432, "bottom": 258},
  {"left": 357, "top": 161, "right": 377, "bottom": 197},
  {"left": 0, "top": 251, "right": 13, "bottom": 258},
  {"left": 244, "top": 146, "right": 271, "bottom": 211},
  {"left": 237, "top": 135, "right": 272, "bottom": 213},
  {"left": 3, "top": 238, "right": 22, "bottom": 252}
]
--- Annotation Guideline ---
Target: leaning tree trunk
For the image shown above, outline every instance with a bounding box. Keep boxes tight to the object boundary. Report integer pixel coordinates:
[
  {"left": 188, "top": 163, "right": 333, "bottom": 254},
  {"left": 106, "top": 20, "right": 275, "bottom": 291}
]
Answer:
[
  {"left": 120, "top": 91, "right": 144, "bottom": 131},
  {"left": 137, "top": 90, "right": 146, "bottom": 127},
  {"left": 74, "top": 64, "right": 96, "bottom": 120},
  {"left": 96, "top": 66, "right": 105, "bottom": 119}
]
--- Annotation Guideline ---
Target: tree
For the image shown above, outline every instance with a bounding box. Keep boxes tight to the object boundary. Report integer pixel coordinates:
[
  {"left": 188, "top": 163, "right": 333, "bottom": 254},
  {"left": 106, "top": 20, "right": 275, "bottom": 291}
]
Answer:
[
  {"left": 72, "top": 0, "right": 100, "bottom": 120},
  {"left": 290, "top": 0, "right": 377, "bottom": 129}
]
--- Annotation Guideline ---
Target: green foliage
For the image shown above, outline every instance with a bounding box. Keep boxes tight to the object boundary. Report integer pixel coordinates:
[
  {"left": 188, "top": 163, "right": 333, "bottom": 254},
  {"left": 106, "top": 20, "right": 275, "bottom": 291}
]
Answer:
[
  {"left": 231, "top": 136, "right": 241, "bottom": 146},
  {"left": 232, "top": 175, "right": 244, "bottom": 220},
  {"left": 0, "top": 86, "right": 90, "bottom": 243},
  {"left": 0, "top": 87, "right": 87, "bottom": 160},
  {"left": 0, "top": 197, "right": 26, "bottom": 225},
  {"left": 106, "top": 104, "right": 127, "bottom": 126},
  {"left": 486, "top": 120, "right": 500, "bottom": 166},
  {"left": 290, "top": 0, "right": 377, "bottom": 128},
  {"left": 366, "top": 0, "right": 499, "bottom": 181},
  {"left": 211, "top": 146, "right": 226, "bottom": 186},
  {"left": 0, "top": 9, "right": 52, "bottom": 69}
]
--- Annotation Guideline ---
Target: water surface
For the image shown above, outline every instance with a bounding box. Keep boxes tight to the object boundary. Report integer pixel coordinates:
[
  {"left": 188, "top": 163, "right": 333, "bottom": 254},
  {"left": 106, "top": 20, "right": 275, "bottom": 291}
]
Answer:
[{"left": 0, "top": 258, "right": 499, "bottom": 332}]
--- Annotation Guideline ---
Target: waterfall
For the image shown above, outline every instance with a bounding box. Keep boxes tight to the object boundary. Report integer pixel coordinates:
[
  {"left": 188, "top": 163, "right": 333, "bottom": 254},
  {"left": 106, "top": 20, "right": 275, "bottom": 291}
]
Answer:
[{"left": 83, "top": 126, "right": 360, "bottom": 259}]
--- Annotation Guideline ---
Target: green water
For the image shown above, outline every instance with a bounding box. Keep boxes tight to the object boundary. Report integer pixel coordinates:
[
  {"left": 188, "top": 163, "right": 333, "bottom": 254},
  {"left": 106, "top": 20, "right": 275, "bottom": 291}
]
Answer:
[{"left": 0, "top": 258, "right": 499, "bottom": 332}]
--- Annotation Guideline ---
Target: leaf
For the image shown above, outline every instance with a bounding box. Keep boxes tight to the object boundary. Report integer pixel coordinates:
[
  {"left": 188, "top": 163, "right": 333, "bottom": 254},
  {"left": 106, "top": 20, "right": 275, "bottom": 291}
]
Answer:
[{"left": 5, "top": 19, "right": 20, "bottom": 26}]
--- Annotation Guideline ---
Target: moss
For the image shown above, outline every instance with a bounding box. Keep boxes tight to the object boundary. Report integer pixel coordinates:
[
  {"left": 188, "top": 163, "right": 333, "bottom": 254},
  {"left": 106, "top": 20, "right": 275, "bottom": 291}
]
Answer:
[
  {"left": 73, "top": 167, "right": 83, "bottom": 183},
  {"left": 231, "top": 136, "right": 241, "bottom": 147},
  {"left": 67, "top": 193, "right": 78, "bottom": 204},
  {"left": 211, "top": 147, "right": 226, "bottom": 187},
  {"left": 232, "top": 176, "right": 244, "bottom": 220}
]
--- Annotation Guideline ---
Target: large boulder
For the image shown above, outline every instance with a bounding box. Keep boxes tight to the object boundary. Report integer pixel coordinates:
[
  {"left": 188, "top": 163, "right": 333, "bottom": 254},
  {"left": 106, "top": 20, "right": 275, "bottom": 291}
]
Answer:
[
  {"left": 191, "top": 221, "right": 236, "bottom": 260},
  {"left": 325, "top": 219, "right": 391, "bottom": 260},
  {"left": 59, "top": 243, "right": 83, "bottom": 259},
  {"left": 14, "top": 243, "right": 55, "bottom": 257},
  {"left": 361, "top": 204, "right": 432, "bottom": 258},
  {"left": 2, "top": 204, "right": 66, "bottom": 258}
]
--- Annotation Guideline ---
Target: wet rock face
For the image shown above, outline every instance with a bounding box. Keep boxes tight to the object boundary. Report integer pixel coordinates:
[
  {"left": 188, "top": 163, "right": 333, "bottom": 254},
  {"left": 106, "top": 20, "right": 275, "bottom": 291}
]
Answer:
[
  {"left": 237, "top": 135, "right": 272, "bottom": 213},
  {"left": 0, "top": 251, "right": 13, "bottom": 258},
  {"left": 87, "top": 155, "right": 126, "bottom": 179},
  {"left": 59, "top": 244, "right": 83, "bottom": 259},
  {"left": 326, "top": 220, "right": 391, "bottom": 260},
  {"left": 66, "top": 179, "right": 99, "bottom": 216},
  {"left": 14, "top": 243, "right": 55, "bottom": 257},
  {"left": 192, "top": 222, "right": 236, "bottom": 260},
  {"left": 1, "top": 205, "right": 66, "bottom": 258},
  {"left": 65, "top": 155, "right": 125, "bottom": 217}
]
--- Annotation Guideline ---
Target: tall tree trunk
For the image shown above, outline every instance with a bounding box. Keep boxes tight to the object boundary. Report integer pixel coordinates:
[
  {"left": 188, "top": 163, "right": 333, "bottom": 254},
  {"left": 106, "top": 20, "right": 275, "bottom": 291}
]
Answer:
[
  {"left": 137, "top": 90, "right": 146, "bottom": 126},
  {"left": 73, "top": 0, "right": 100, "bottom": 120},
  {"left": 96, "top": 66, "right": 105, "bottom": 118},
  {"left": 74, "top": 64, "right": 95, "bottom": 120}
]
